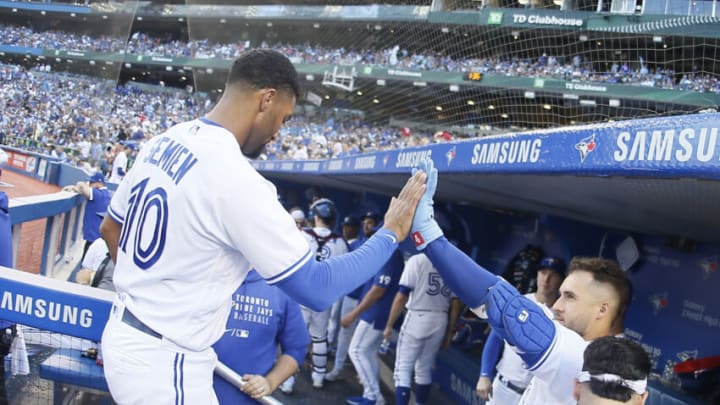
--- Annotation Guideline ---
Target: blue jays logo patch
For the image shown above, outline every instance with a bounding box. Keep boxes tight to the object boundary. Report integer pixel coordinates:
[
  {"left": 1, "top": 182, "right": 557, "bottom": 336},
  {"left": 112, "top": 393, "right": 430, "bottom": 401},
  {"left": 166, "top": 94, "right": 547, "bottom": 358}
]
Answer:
[
  {"left": 699, "top": 256, "right": 718, "bottom": 279},
  {"left": 649, "top": 292, "right": 668, "bottom": 315},
  {"left": 575, "top": 134, "right": 597, "bottom": 162},
  {"left": 446, "top": 146, "right": 456, "bottom": 166}
]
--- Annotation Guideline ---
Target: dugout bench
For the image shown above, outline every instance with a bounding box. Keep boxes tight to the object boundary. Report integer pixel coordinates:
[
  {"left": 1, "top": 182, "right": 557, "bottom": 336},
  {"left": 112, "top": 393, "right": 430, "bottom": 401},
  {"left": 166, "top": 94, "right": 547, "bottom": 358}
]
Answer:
[{"left": 39, "top": 348, "right": 112, "bottom": 405}]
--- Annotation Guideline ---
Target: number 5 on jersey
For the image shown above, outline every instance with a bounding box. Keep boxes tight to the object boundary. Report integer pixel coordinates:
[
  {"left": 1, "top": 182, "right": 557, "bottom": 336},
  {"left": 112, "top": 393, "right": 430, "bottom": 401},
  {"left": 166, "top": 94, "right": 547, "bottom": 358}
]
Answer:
[{"left": 118, "top": 177, "right": 169, "bottom": 269}]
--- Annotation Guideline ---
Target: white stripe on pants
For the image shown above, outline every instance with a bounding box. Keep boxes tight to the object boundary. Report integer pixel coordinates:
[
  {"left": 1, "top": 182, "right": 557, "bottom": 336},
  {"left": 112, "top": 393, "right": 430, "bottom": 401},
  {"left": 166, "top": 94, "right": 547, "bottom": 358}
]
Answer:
[
  {"left": 393, "top": 311, "right": 447, "bottom": 387},
  {"left": 349, "top": 320, "right": 383, "bottom": 401},
  {"left": 332, "top": 296, "right": 359, "bottom": 371}
]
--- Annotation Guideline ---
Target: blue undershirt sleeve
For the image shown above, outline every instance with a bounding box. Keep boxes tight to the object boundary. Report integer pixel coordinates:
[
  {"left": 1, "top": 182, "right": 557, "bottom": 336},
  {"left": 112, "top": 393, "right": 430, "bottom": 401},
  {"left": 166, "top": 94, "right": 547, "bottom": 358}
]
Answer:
[
  {"left": 479, "top": 328, "right": 503, "bottom": 379},
  {"left": 424, "top": 237, "right": 500, "bottom": 308},
  {"left": 397, "top": 285, "right": 412, "bottom": 295},
  {"left": 274, "top": 228, "right": 399, "bottom": 311}
]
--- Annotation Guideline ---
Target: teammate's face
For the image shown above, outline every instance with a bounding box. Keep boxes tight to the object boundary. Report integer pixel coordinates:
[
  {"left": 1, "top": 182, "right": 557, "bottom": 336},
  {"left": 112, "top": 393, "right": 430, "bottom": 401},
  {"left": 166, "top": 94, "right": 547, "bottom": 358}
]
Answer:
[
  {"left": 552, "top": 270, "right": 601, "bottom": 338},
  {"left": 362, "top": 218, "right": 378, "bottom": 236},
  {"left": 536, "top": 269, "right": 563, "bottom": 298},
  {"left": 244, "top": 89, "right": 295, "bottom": 158}
]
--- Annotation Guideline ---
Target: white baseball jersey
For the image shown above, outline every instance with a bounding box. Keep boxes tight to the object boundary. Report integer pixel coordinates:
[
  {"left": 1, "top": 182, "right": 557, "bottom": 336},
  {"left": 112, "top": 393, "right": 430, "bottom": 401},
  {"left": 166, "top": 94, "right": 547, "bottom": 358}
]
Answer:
[
  {"left": 518, "top": 322, "right": 589, "bottom": 405},
  {"left": 107, "top": 118, "right": 311, "bottom": 351},
  {"left": 302, "top": 227, "right": 349, "bottom": 262},
  {"left": 400, "top": 253, "right": 453, "bottom": 312},
  {"left": 108, "top": 150, "right": 127, "bottom": 184}
]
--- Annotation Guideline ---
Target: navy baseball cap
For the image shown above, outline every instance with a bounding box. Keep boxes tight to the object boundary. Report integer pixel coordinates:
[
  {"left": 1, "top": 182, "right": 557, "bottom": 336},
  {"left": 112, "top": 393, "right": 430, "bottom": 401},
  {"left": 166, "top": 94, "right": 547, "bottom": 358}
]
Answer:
[
  {"left": 87, "top": 172, "right": 104, "bottom": 183},
  {"left": 342, "top": 216, "right": 360, "bottom": 227},
  {"left": 539, "top": 256, "right": 566, "bottom": 276},
  {"left": 362, "top": 211, "right": 382, "bottom": 222}
]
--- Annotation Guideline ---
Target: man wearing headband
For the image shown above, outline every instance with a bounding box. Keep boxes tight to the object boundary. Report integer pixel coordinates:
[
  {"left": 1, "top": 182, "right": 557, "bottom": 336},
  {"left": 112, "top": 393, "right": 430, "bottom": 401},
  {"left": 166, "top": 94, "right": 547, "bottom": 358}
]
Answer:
[{"left": 575, "top": 336, "right": 651, "bottom": 404}]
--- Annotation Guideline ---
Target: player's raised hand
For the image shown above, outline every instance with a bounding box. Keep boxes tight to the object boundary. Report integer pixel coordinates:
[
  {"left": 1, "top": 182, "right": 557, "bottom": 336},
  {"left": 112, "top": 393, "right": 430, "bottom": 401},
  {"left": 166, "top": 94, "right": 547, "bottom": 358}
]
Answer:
[
  {"left": 409, "top": 159, "right": 443, "bottom": 250},
  {"left": 381, "top": 168, "right": 427, "bottom": 241}
]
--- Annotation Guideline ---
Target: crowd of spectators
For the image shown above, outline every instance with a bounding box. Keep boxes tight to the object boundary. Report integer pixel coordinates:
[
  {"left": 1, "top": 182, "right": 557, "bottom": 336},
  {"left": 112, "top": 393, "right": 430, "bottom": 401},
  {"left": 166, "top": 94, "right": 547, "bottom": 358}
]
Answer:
[
  {"left": 0, "top": 64, "right": 447, "bottom": 175},
  {"left": 1, "top": 23, "right": 719, "bottom": 93}
]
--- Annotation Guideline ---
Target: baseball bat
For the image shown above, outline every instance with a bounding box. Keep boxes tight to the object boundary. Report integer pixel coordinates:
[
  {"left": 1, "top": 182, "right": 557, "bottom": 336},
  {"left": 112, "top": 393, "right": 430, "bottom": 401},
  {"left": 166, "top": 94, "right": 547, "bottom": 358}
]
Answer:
[{"left": 214, "top": 361, "right": 284, "bottom": 405}]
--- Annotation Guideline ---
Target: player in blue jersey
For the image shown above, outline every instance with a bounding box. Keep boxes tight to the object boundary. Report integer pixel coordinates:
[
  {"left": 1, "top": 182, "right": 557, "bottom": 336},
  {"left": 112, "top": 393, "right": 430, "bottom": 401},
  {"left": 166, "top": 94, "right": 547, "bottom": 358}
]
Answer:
[
  {"left": 63, "top": 172, "right": 111, "bottom": 259},
  {"left": 0, "top": 169, "right": 16, "bottom": 405},
  {"left": 343, "top": 215, "right": 404, "bottom": 405},
  {"left": 408, "top": 159, "right": 631, "bottom": 405},
  {"left": 213, "top": 270, "right": 310, "bottom": 404}
]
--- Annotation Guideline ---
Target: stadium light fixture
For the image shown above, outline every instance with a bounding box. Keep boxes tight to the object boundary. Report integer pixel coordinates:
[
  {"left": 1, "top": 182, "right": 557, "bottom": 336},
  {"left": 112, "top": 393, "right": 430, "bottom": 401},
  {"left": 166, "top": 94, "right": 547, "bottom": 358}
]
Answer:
[
  {"left": 435, "top": 106, "right": 443, "bottom": 111},
  {"left": 324, "top": 95, "right": 330, "bottom": 100},
  {"left": 449, "top": 85, "right": 459, "bottom": 92},
  {"left": 467, "top": 100, "right": 475, "bottom": 106},
  {"left": 488, "top": 105, "right": 495, "bottom": 110},
  {"left": 356, "top": 91, "right": 363, "bottom": 96},
  {"left": 374, "top": 25, "right": 382, "bottom": 31},
  {"left": 313, "top": 23, "right": 320, "bottom": 29},
  {"left": 609, "top": 99, "right": 621, "bottom": 107},
  {"left": 377, "top": 79, "right": 386, "bottom": 86},
  {"left": 306, "top": 74, "right": 315, "bottom": 81},
  {"left": 579, "top": 35, "right": 588, "bottom": 41},
  {"left": 178, "top": 18, "right": 184, "bottom": 22},
  {"left": 653, "top": 36, "right": 663, "bottom": 43},
  {"left": 543, "top": 104, "right": 552, "bottom": 110},
  {"left": 524, "top": 91, "right": 536, "bottom": 99},
  {"left": 220, "top": 19, "right": 226, "bottom": 24},
  {"left": 102, "top": 15, "right": 108, "bottom": 19},
  {"left": 441, "top": 27, "right": 450, "bottom": 33},
  {"left": 570, "top": 120, "right": 576, "bottom": 125},
  {"left": 137, "top": 16, "right": 143, "bottom": 21},
  {"left": 11, "top": 8, "right": 16, "bottom": 12},
  {"left": 70, "top": 13, "right": 76, "bottom": 17},
  {"left": 501, "top": 113, "right": 509, "bottom": 119},
  {"left": 41, "top": 11, "right": 46, "bottom": 15},
  {"left": 373, "top": 98, "right": 380, "bottom": 104},
  {"left": 267, "top": 22, "right": 273, "bottom": 27}
]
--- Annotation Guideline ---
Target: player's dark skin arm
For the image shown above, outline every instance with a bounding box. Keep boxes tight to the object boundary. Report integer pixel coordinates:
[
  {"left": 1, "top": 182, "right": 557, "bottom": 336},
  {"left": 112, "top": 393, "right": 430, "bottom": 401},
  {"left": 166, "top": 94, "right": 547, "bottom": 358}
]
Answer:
[
  {"left": 442, "top": 298, "right": 462, "bottom": 349},
  {"left": 100, "top": 216, "right": 121, "bottom": 263},
  {"left": 382, "top": 292, "right": 409, "bottom": 341},
  {"left": 341, "top": 285, "right": 386, "bottom": 328}
]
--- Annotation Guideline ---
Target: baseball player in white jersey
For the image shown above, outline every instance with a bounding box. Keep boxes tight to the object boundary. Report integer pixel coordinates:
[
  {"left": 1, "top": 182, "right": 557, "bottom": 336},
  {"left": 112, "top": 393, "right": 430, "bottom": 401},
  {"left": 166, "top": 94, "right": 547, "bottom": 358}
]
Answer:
[
  {"left": 99, "top": 50, "right": 428, "bottom": 405},
  {"left": 299, "top": 198, "right": 349, "bottom": 388},
  {"left": 477, "top": 256, "right": 565, "bottom": 405},
  {"left": 382, "top": 253, "right": 461, "bottom": 405},
  {"left": 108, "top": 142, "right": 132, "bottom": 184},
  {"left": 406, "top": 159, "right": 632, "bottom": 405}
]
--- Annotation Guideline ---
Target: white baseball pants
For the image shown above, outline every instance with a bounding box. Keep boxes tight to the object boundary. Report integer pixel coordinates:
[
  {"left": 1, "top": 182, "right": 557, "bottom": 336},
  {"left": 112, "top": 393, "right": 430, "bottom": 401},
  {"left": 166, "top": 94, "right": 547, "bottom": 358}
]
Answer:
[
  {"left": 102, "top": 304, "right": 219, "bottom": 405},
  {"left": 349, "top": 320, "right": 384, "bottom": 401},
  {"left": 301, "top": 306, "right": 331, "bottom": 377},
  {"left": 393, "top": 311, "right": 447, "bottom": 387},
  {"left": 332, "top": 296, "right": 359, "bottom": 371}
]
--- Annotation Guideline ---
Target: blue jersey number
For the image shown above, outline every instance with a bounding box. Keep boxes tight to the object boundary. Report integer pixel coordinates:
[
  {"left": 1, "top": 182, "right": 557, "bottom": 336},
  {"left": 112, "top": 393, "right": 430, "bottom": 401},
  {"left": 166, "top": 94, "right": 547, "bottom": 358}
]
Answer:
[
  {"left": 427, "top": 273, "right": 451, "bottom": 297},
  {"left": 118, "top": 178, "right": 169, "bottom": 269}
]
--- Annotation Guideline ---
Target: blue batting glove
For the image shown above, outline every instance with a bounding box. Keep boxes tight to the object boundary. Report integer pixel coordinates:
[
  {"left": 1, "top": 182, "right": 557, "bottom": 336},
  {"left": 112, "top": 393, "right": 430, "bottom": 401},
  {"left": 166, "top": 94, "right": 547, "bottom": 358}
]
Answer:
[{"left": 410, "top": 159, "right": 443, "bottom": 250}]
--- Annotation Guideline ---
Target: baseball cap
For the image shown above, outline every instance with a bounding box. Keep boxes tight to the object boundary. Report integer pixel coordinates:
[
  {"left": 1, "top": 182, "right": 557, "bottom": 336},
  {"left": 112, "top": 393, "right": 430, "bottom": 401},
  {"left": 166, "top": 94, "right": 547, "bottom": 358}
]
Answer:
[
  {"left": 362, "top": 211, "right": 382, "bottom": 222},
  {"left": 342, "top": 216, "right": 360, "bottom": 228},
  {"left": 87, "top": 172, "right": 105, "bottom": 183},
  {"left": 538, "top": 256, "right": 566, "bottom": 276},
  {"left": 310, "top": 198, "right": 337, "bottom": 221}
]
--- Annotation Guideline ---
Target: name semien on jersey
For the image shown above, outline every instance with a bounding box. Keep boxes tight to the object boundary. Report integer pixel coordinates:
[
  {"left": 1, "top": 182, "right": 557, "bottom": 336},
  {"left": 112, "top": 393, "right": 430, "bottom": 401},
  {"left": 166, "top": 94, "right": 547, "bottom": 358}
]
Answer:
[{"left": 143, "top": 137, "right": 198, "bottom": 185}]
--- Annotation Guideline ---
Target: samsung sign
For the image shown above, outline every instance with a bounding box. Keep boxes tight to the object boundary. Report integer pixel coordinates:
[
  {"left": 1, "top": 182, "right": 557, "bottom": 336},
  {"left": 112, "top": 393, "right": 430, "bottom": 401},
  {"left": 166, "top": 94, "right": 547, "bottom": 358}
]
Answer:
[{"left": 512, "top": 14, "right": 584, "bottom": 27}]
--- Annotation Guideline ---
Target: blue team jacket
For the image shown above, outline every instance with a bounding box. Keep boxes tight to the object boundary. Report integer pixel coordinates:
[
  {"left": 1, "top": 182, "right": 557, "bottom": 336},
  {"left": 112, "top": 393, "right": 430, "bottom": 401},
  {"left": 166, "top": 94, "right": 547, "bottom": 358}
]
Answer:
[{"left": 213, "top": 270, "right": 310, "bottom": 405}]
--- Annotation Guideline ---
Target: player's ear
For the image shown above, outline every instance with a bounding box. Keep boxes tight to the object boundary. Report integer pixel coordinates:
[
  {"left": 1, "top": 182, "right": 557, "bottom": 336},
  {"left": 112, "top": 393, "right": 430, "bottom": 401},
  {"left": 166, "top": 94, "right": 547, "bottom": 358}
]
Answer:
[
  {"left": 597, "top": 301, "right": 611, "bottom": 321},
  {"left": 259, "top": 89, "right": 277, "bottom": 113}
]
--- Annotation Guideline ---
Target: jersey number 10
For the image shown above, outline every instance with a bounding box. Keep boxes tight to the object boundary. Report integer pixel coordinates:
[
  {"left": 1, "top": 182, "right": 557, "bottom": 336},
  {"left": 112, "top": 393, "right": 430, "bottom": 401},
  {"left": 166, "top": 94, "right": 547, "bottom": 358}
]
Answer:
[{"left": 118, "top": 177, "right": 169, "bottom": 269}]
